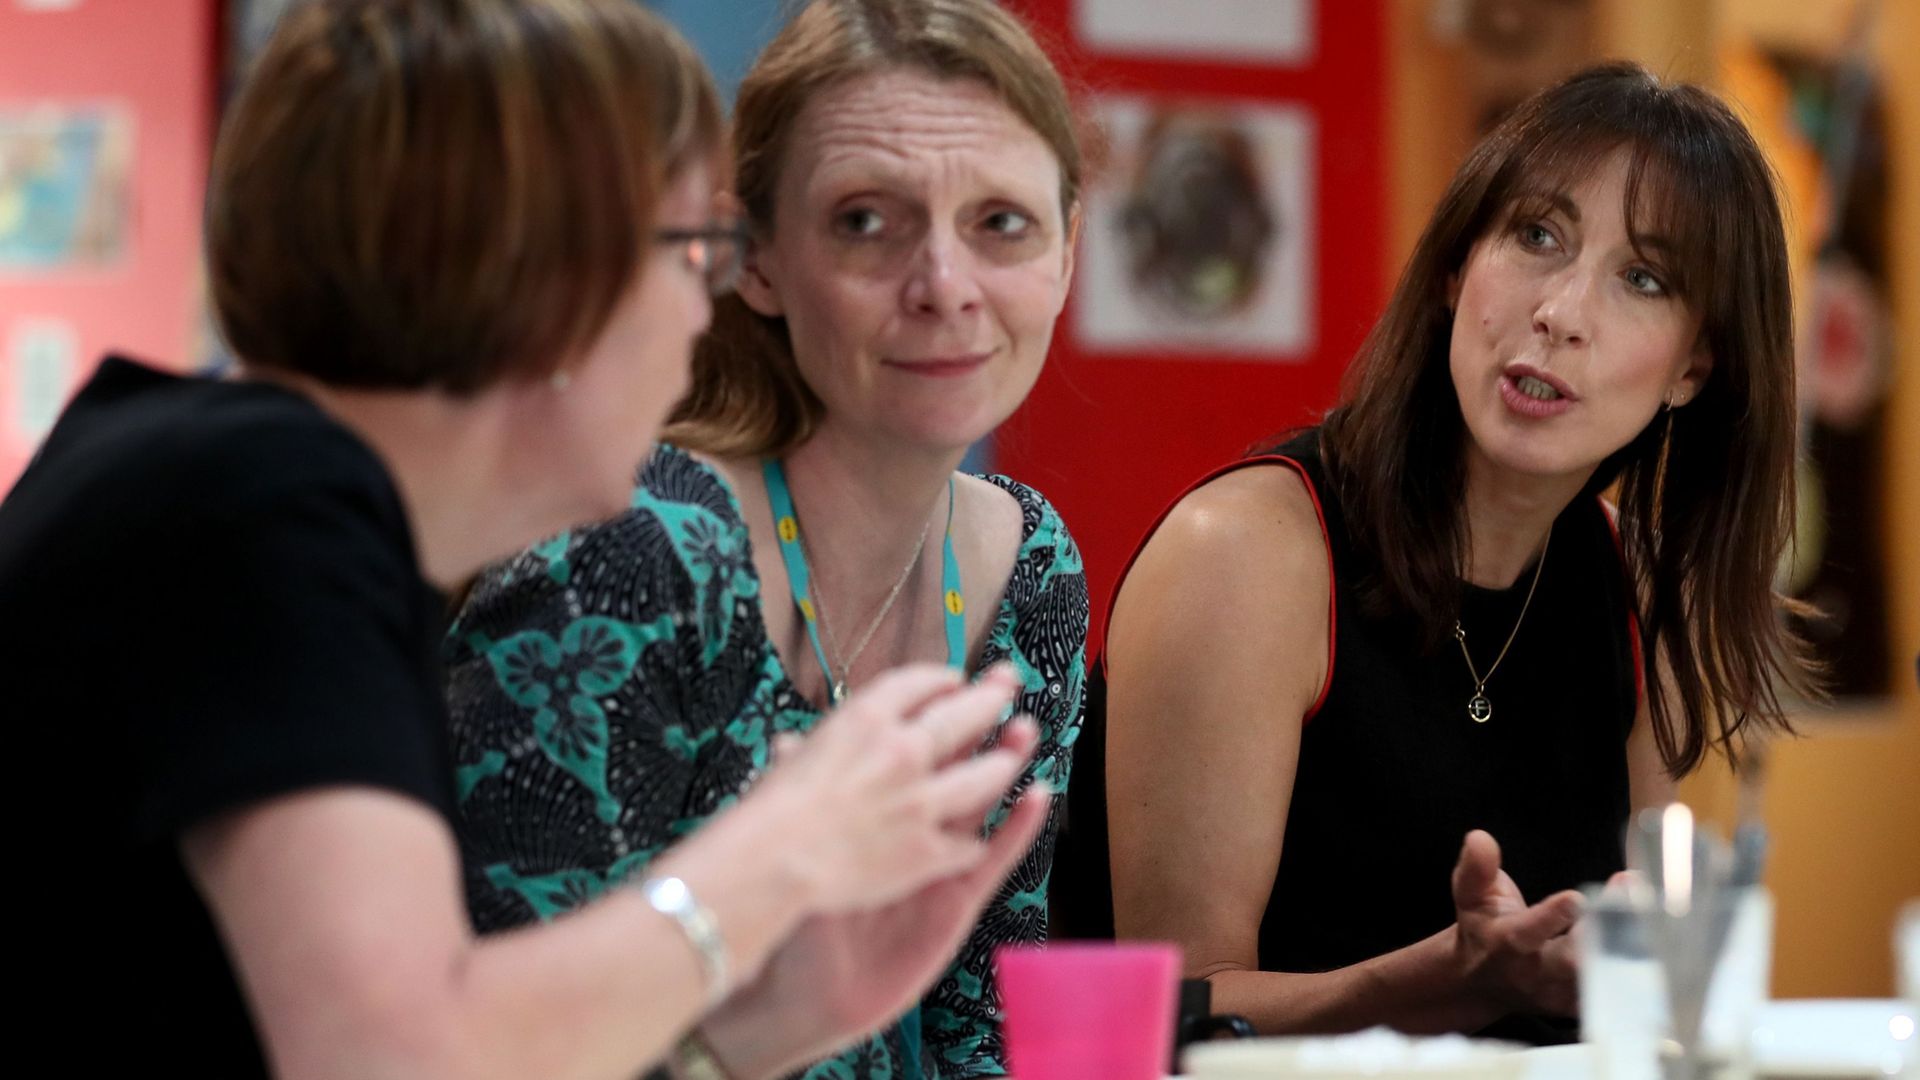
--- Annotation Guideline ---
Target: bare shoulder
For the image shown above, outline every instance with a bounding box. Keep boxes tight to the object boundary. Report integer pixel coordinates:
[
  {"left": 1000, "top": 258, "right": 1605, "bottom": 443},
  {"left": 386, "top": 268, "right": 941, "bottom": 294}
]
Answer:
[
  {"left": 1135, "top": 462, "right": 1329, "bottom": 591},
  {"left": 1105, "top": 463, "right": 1330, "bottom": 757},
  {"left": 954, "top": 472, "right": 1024, "bottom": 556},
  {"left": 1110, "top": 461, "right": 1331, "bottom": 715},
  {"left": 953, "top": 474, "right": 1024, "bottom": 651}
]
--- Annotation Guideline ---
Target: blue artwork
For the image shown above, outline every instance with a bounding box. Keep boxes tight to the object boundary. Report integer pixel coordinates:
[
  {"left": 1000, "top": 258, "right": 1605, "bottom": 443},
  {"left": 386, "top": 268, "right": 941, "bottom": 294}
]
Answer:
[{"left": 0, "top": 109, "right": 132, "bottom": 271}]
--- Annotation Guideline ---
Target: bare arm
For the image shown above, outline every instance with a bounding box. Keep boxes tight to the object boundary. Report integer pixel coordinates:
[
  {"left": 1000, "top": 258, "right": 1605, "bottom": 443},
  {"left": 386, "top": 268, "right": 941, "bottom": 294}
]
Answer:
[
  {"left": 185, "top": 789, "right": 757, "bottom": 1080},
  {"left": 1105, "top": 467, "right": 1577, "bottom": 1035},
  {"left": 187, "top": 665, "right": 1036, "bottom": 1080}
]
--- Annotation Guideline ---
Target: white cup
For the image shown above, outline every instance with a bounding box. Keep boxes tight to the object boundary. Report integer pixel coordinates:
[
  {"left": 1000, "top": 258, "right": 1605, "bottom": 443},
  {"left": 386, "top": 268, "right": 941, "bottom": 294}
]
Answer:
[{"left": 1580, "top": 885, "right": 1773, "bottom": 1080}]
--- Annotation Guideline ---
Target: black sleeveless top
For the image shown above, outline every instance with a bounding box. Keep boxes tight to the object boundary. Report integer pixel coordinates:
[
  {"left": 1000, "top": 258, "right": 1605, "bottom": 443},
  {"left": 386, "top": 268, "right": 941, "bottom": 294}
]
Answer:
[{"left": 1053, "top": 430, "right": 1639, "bottom": 1043}]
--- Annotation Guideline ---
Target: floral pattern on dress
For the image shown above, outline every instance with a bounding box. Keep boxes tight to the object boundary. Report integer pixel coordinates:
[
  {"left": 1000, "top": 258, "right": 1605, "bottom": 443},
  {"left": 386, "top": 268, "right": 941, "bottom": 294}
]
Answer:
[{"left": 444, "top": 444, "right": 1087, "bottom": 1079}]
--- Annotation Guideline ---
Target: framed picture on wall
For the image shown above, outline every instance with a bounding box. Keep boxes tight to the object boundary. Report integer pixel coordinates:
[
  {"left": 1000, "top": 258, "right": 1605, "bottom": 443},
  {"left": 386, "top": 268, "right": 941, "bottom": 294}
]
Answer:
[
  {"left": 0, "top": 106, "right": 132, "bottom": 271},
  {"left": 1075, "top": 0, "right": 1313, "bottom": 65},
  {"left": 1074, "top": 94, "right": 1316, "bottom": 357},
  {"left": 0, "top": 0, "right": 216, "bottom": 493}
]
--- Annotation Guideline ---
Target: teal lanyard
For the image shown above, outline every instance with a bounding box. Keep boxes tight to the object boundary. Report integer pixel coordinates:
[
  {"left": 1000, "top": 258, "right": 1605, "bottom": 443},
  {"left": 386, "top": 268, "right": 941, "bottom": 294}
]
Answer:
[
  {"left": 762, "top": 458, "right": 966, "bottom": 699},
  {"left": 762, "top": 458, "right": 957, "bottom": 1080}
]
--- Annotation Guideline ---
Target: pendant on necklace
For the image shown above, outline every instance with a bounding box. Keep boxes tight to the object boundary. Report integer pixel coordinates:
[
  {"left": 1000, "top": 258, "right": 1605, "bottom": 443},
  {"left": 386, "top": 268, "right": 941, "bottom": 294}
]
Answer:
[
  {"left": 831, "top": 680, "right": 847, "bottom": 707},
  {"left": 1467, "top": 693, "right": 1492, "bottom": 724}
]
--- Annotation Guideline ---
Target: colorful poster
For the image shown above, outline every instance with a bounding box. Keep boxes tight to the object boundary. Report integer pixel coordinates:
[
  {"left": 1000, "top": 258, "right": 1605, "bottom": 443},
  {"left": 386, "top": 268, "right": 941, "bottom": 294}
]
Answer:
[
  {"left": 0, "top": 0, "right": 216, "bottom": 494},
  {"left": 0, "top": 107, "right": 132, "bottom": 270},
  {"left": 1075, "top": 94, "right": 1316, "bottom": 356}
]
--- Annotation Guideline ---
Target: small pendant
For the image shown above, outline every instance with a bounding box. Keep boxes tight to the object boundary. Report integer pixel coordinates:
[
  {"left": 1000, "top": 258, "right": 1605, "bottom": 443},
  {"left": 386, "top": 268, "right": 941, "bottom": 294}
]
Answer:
[
  {"left": 831, "top": 680, "right": 847, "bottom": 706},
  {"left": 1467, "top": 694, "right": 1492, "bottom": 723}
]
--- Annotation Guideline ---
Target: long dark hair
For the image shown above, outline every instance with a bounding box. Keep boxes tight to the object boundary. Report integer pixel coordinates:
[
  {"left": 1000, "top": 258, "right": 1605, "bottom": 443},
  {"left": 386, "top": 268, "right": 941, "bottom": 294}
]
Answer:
[{"left": 1316, "top": 61, "right": 1818, "bottom": 775}]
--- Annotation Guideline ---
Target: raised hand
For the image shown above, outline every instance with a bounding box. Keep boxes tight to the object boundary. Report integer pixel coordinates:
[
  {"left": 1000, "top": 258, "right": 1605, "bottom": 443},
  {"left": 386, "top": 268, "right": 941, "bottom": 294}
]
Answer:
[
  {"left": 698, "top": 787, "right": 1051, "bottom": 1080},
  {"left": 743, "top": 663, "right": 1037, "bottom": 913},
  {"left": 1449, "top": 829, "right": 1582, "bottom": 1017}
]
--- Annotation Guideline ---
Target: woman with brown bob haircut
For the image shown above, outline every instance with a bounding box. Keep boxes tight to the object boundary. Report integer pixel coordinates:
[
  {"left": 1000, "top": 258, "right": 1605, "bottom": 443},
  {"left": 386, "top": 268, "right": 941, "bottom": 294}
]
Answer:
[
  {"left": 1, "top": 2, "right": 1053, "bottom": 1077},
  {"left": 1055, "top": 63, "right": 1818, "bottom": 1043},
  {"left": 446, "top": 1, "right": 1086, "bottom": 1075}
]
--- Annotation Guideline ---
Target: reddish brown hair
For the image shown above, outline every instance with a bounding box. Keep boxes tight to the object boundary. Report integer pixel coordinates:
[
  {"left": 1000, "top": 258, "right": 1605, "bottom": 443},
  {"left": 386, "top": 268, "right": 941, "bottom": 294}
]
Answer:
[{"left": 209, "top": 0, "right": 723, "bottom": 394}]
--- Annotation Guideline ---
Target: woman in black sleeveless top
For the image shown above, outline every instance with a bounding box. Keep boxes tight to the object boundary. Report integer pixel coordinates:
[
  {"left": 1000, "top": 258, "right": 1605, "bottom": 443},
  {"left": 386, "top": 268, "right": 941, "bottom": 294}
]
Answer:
[{"left": 1052, "top": 63, "right": 1818, "bottom": 1043}]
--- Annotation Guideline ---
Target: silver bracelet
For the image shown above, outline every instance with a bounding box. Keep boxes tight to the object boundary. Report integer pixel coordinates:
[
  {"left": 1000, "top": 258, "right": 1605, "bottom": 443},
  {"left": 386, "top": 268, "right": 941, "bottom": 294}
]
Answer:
[
  {"left": 640, "top": 876, "right": 731, "bottom": 1008},
  {"left": 670, "top": 1028, "right": 737, "bottom": 1080}
]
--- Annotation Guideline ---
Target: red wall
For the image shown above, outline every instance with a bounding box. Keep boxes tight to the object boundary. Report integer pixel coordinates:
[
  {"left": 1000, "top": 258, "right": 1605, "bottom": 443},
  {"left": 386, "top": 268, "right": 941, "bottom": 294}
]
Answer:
[
  {"left": 0, "top": 0, "right": 218, "bottom": 494},
  {"left": 997, "top": 1, "right": 1386, "bottom": 651}
]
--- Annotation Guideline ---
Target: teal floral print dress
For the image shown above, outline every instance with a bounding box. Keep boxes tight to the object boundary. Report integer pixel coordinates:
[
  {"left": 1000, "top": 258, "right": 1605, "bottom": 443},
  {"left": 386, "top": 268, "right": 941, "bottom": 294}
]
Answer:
[{"left": 444, "top": 445, "right": 1088, "bottom": 1079}]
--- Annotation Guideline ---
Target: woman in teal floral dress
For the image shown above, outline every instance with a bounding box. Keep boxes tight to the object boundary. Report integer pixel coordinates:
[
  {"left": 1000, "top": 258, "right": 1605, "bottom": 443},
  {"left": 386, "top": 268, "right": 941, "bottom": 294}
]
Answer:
[{"left": 444, "top": 2, "right": 1089, "bottom": 1077}]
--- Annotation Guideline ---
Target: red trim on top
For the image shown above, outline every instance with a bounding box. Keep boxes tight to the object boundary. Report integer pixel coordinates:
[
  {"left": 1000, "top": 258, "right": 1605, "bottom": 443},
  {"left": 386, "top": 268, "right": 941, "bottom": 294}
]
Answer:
[
  {"left": 1101, "top": 455, "right": 1338, "bottom": 723},
  {"left": 1596, "top": 497, "right": 1648, "bottom": 710}
]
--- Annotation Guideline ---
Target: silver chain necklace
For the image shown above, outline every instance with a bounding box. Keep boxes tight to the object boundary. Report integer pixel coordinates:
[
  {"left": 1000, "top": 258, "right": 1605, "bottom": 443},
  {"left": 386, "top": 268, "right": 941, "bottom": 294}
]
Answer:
[{"left": 799, "top": 517, "right": 933, "bottom": 704}]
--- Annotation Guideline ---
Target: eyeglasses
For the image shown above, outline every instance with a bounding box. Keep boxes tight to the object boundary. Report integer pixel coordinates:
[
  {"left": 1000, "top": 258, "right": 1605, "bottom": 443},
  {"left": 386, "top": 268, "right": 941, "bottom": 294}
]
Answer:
[{"left": 655, "top": 221, "right": 749, "bottom": 296}]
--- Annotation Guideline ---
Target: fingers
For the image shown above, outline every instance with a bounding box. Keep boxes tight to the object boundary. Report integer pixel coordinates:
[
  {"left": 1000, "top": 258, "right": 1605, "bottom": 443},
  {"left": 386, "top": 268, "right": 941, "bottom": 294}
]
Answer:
[
  {"left": 1451, "top": 829, "right": 1503, "bottom": 907},
  {"left": 1503, "top": 890, "right": 1584, "bottom": 952},
  {"left": 920, "top": 730, "right": 1037, "bottom": 827},
  {"left": 768, "top": 732, "right": 805, "bottom": 768},
  {"left": 840, "top": 664, "right": 967, "bottom": 726},
  {"left": 1605, "top": 868, "right": 1651, "bottom": 901},
  {"left": 1537, "top": 934, "right": 1581, "bottom": 1016},
  {"left": 909, "top": 665, "right": 1020, "bottom": 763},
  {"left": 957, "top": 789, "right": 1051, "bottom": 897},
  {"left": 902, "top": 790, "right": 1052, "bottom": 928},
  {"left": 871, "top": 794, "right": 1053, "bottom": 996},
  {"left": 993, "top": 714, "right": 1040, "bottom": 760},
  {"left": 932, "top": 694, "right": 1033, "bottom": 771}
]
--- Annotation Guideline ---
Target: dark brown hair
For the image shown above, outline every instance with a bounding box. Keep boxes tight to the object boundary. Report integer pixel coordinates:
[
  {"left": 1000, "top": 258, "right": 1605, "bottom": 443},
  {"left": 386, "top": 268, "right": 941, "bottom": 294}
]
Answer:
[
  {"left": 208, "top": 0, "right": 723, "bottom": 394},
  {"left": 1316, "top": 61, "right": 1817, "bottom": 775},
  {"left": 664, "top": 0, "right": 1080, "bottom": 457}
]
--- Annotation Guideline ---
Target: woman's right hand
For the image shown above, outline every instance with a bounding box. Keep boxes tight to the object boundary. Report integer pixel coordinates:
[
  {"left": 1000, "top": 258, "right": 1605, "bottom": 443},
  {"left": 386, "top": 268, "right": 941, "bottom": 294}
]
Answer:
[
  {"left": 1449, "top": 829, "right": 1583, "bottom": 1017},
  {"left": 747, "top": 662, "right": 1039, "bottom": 914}
]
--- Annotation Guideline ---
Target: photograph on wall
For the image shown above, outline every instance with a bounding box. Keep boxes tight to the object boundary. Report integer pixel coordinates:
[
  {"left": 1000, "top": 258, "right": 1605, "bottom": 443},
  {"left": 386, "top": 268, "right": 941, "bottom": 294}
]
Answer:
[
  {"left": 1075, "top": 94, "right": 1315, "bottom": 358},
  {"left": 1075, "top": 0, "right": 1314, "bottom": 65},
  {"left": 0, "top": 107, "right": 132, "bottom": 271}
]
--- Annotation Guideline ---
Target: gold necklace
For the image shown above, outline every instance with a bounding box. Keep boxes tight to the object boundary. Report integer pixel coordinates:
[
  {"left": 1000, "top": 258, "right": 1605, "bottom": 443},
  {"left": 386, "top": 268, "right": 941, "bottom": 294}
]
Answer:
[{"left": 1452, "top": 529, "right": 1550, "bottom": 724}]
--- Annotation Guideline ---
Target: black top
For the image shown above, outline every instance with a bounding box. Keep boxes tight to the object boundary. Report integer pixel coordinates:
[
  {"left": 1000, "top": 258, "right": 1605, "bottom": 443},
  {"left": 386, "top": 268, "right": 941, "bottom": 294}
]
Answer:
[
  {"left": 1053, "top": 430, "right": 1637, "bottom": 1044},
  {"left": 0, "top": 356, "right": 456, "bottom": 1076}
]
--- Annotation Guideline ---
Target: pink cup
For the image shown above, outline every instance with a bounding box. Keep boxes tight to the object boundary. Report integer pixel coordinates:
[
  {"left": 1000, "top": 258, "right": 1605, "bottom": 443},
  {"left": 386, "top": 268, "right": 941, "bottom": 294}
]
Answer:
[{"left": 996, "top": 942, "right": 1181, "bottom": 1080}]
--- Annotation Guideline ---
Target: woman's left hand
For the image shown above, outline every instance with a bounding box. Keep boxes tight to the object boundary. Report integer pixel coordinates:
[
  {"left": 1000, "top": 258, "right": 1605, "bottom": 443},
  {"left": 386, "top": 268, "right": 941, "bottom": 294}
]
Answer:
[{"left": 696, "top": 781, "right": 1050, "bottom": 1080}]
